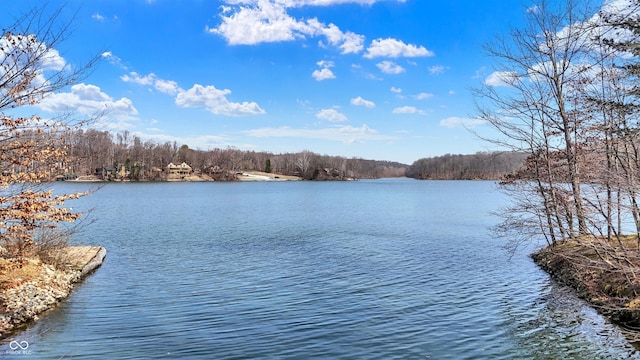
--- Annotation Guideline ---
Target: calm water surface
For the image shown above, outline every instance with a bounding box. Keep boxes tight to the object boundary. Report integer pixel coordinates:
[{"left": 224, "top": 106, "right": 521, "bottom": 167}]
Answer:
[{"left": 1, "top": 179, "right": 638, "bottom": 359}]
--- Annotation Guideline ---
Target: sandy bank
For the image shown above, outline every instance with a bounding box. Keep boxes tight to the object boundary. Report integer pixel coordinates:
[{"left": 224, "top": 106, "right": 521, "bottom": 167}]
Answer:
[
  {"left": 0, "top": 246, "right": 106, "bottom": 338},
  {"left": 237, "top": 171, "right": 301, "bottom": 181}
]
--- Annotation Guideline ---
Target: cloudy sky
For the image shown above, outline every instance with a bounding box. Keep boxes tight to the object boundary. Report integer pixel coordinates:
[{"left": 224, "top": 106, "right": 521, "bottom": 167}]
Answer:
[{"left": 0, "top": 0, "right": 607, "bottom": 164}]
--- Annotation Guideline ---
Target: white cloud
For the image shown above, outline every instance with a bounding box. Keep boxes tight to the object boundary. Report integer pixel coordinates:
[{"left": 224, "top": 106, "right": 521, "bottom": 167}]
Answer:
[
  {"left": 121, "top": 72, "right": 180, "bottom": 94},
  {"left": 312, "top": 67, "right": 336, "bottom": 80},
  {"left": 364, "top": 38, "right": 434, "bottom": 58},
  {"left": 209, "top": 2, "right": 301, "bottom": 44},
  {"left": 392, "top": 106, "right": 425, "bottom": 115},
  {"left": 309, "top": 19, "right": 365, "bottom": 54},
  {"left": 121, "top": 71, "right": 263, "bottom": 116},
  {"left": 67, "top": 83, "right": 111, "bottom": 101},
  {"left": 415, "top": 92, "right": 433, "bottom": 100},
  {"left": 175, "top": 84, "right": 266, "bottom": 116},
  {"left": 316, "top": 108, "right": 348, "bottom": 122},
  {"left": 39, "top": 48, "right": 66, "bottom": 72},
  {"left": 512, "top": 1, "right": 632, "bottom": 86},
  {"left": 92, "top": 13, "right": 105, "bottom": 21},
  {"left": 312, "top": 60, "right": 336, "bottom": 80},
  {"left": 38, "top": 83, "right": 138, "bottom": 121},
  {"left": 484, "top": 71, "right": 518, "bottom": 87},
  {"left": 0, "top": 33, "right": 67, "bottom": 83},
  {"left": 448, "top": 90, "right": 456, "bottom": 95},
  {"left": 154, "top": 79, "right": 180, "bottom": 95},
  {"left": 102, "top": 51, "right": 125, "bottom": 69},
  {"left": 376, "top": 60, "right": 405, "bottom": 74},
  {"left": 428, "top": 65, "right": 449, "bottom": 74},
  {"left": 209, "top": 1, "right": 365, "bottom": 54},
  {"left": 316, "top": 60, "right": 334, "bottom": 68},
  {"left": 350, "top": 96, "right": 375, "bottom": 108},
  {"left": 121, "top": 72, "right": 156, "bottom": 86},
  {"left": 439, "top": 116, "right": 486, "bottom": 128},
  {"left": 336, "top": 30, "right": 365, "bottom": 54},
  {"left": 244, "top": 124, "right": 395, "bottom": 144},
  {"left": 390, "top": 86, "right": 402, "bottom": 93}
]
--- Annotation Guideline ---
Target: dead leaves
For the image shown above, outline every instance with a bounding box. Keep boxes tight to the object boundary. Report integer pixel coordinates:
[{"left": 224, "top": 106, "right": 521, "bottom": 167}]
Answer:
[{"left": 0, "top": 118, "right": 87, "bottom": 259}]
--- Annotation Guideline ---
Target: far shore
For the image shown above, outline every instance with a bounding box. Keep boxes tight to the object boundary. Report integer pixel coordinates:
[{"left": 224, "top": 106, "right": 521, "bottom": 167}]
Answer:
[{"left": 66, "top": 171, "right": 302, "bottom": 183}]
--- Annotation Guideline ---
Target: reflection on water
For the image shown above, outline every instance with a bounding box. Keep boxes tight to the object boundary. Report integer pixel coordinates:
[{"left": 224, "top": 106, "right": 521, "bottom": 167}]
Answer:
[{"left": 1, "top": 180, "right": 639, "bottom": 359}]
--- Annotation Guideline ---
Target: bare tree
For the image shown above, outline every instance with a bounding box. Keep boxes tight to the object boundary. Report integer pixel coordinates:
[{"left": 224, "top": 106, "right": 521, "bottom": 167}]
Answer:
[
  {"left": 474, "top": 1, "right": 640, "bottom": 326},
  {"left": 0, "top": 5, "right": 98, "bottom": 258},
  {"left": 475, "top": 0, "right": 600, "bottom": 246},
  {"left": 296, "top": 150, "right": 313, "bottom": 178}
]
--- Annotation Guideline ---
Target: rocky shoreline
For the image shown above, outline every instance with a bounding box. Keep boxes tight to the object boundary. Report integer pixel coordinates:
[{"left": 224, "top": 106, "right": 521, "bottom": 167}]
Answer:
[
  {"left": 531, "top": 240, "right": 640, "bottom": 344},
  {"left": 0, "top": 246, "right": 106, "bottom": 339}
]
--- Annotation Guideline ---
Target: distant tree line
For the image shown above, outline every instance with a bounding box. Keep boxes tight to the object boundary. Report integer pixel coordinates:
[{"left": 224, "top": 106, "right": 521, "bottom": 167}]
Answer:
[
  {"left": 406, "top": 152, "right": 527, "bottom": 180},
  {"left": 59, "top": 129, "right": 409, "bottom": 180},
  {"left": 58, "top": 129, "right": 531, "bottom": 182}
]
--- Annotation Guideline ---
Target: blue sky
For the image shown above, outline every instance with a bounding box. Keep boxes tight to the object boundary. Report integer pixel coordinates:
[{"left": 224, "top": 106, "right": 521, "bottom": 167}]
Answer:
[{"left": 1, "top": 0, "right": 603, "bottom": 164}]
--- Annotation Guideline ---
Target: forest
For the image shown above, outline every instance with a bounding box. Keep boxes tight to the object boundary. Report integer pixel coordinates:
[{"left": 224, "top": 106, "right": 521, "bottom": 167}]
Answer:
[
  {"left": 406, "top": 152, "right": 527, "bottom": 180},
  {"left": 50, "top": 129, "right": 531, "bottom": 182},
  {"left": 55, "top": 129, "right": 408, "bottom": 181}
]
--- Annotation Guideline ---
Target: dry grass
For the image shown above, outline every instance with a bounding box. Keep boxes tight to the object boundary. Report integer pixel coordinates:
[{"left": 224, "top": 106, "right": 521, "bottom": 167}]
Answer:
[
  {"left": 0, "top": 257, "right": 43, "bottom": 291},
  {"left": 0, "top": 231, "right": 71, "bottom": 292},
  {"left": 533, "top": 235, "right": 640, "bottom": 331}
]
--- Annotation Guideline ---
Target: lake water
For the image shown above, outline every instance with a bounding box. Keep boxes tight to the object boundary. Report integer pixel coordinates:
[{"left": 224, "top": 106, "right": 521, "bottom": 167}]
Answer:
[{"left": 1, "top": 179, "right": 639, "bottom": 359}]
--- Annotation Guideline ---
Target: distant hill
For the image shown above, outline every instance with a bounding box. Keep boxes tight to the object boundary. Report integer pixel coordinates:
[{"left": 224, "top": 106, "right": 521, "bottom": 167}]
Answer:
[{"left": 407, "top": 152, "right": 527, "bottom": 180}]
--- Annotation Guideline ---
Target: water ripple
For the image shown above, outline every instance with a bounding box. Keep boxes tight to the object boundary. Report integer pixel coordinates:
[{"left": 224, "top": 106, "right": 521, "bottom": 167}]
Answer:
[{"left": 1, "top": 180, "right": 639, "bottom": 359}]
